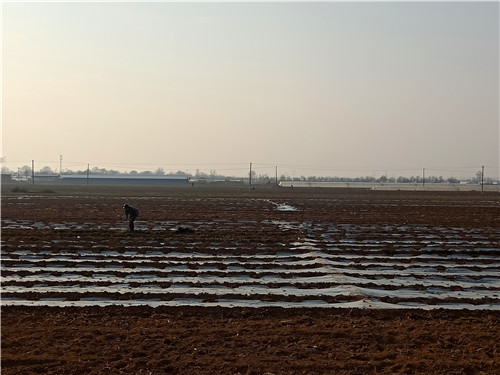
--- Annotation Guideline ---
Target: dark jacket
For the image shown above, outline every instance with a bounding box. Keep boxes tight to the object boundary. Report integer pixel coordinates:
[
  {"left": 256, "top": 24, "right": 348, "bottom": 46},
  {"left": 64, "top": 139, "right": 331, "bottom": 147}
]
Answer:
[{"left": 124, "top": 205, "right": 139, "bottom": 219}]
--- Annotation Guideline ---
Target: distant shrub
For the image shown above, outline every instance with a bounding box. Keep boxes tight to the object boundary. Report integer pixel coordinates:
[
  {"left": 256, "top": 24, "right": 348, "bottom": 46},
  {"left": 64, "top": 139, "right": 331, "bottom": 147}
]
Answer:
[{"left": 11, "top": 186, "right": 28, "bottom": 193}]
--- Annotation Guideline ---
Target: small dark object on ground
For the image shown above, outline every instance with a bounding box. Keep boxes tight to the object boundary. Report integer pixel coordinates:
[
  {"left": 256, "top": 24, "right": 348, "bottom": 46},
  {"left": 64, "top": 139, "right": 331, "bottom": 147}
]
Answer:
[{"left": 175, "top": 226, "right": 195, "bottom": 234}]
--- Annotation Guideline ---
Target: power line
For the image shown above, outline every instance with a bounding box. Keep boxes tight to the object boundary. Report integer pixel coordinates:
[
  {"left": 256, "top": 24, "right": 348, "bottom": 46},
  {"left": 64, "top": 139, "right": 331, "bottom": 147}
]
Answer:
[{"left": 2, "top": 159, "right": 499, "bottom": 179}]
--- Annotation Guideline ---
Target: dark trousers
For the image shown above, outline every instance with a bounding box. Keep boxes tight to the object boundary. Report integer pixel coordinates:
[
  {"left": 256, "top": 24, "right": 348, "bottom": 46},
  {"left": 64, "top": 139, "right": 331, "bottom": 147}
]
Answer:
[{"left": 129, "top": 217, "right": 137, "bottom": 231}]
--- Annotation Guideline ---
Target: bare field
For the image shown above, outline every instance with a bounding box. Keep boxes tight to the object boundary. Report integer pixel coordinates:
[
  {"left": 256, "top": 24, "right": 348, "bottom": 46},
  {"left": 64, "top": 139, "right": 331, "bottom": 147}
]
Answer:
[{"left": 1, "top": 184, "right": 499, "bottom": 374}]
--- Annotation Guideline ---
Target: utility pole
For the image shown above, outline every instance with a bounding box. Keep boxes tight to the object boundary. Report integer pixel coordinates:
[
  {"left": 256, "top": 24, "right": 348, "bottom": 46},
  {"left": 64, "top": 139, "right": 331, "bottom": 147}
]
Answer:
[
  {"left": 32, "top": 160, "right": 35, "bottom": 184},
  {"left": 249, "top": 162, "right": 252, "bottom": 187},
  {"left": 275, "top": 166, "right": 278, "bottom": 185},
  {"left": 422, "top": 168, "right": 425, "bottom": 188},
  {"left": 481, "top": 165, "right": 484, "bottom": 193}
]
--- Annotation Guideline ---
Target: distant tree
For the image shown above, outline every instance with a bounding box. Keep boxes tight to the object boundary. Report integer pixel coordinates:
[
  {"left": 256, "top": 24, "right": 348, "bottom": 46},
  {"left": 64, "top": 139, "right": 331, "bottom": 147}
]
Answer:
[
  {"left": 474, "top": 170, "right": 482, "bottom": 183},
  {"left": 91, "top": 167, "right": 107, "bottom": 175},
  {"left": 397, "top": 176, "right": 408, "bottom": 183},
  {"left": 169, "top": 170, "right": 190, "bottom": 176},
  {"left": 0, "top": 156, "right": 8, "bottom": 173},
  {"left": 155, "top": 168, "right": 165, "bottom": 175},
  {"left": 1, "top": 158, "right": 13, "bottom": 174},
  {"left": 39, "top": 166, "right": 54, "bottom": 175},
  {"left": 19, "top": 165, "right": 32, "bottom": 177}
]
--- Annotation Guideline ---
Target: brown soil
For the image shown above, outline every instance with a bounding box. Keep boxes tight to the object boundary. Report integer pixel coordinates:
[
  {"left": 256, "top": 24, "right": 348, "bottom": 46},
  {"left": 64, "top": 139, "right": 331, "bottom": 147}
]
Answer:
[
  {"left": 2, "top": 306, "right": 498, "bottom": 375},
  {"left": 1, "top": 185, "right": 500, "bottom": 374}
]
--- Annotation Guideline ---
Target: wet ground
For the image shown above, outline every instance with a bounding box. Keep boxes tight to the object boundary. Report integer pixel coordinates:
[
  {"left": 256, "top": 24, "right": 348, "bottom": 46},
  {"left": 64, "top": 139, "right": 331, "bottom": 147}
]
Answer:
[{"left": 1, "top": 185, "right": 500, "bottom": 374}]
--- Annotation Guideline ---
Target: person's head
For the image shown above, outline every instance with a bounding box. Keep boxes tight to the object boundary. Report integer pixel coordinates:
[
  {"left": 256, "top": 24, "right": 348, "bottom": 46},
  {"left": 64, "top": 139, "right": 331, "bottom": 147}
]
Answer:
[{"left": 123, "top": 204, "right": 129, "bottom": 209}]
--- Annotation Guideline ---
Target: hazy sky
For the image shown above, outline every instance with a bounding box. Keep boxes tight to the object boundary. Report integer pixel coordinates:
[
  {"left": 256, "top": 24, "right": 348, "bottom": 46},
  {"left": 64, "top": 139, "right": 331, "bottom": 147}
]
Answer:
[{"left": 2, "top": 1, "right": 499, "bottom": 178}]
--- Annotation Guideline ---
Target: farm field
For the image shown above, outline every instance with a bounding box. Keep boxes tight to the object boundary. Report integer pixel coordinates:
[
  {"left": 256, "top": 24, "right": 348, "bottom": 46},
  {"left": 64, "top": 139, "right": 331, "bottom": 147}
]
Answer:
[{"left": 1, "top": 183, "right": 500, "bottom": 374}]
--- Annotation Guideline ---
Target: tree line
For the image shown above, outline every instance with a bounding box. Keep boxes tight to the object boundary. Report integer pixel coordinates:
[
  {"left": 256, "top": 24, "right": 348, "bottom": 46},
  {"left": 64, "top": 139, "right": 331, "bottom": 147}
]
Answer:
[{"left": 2, "top": 164, "right": 494, "bottom": 184}]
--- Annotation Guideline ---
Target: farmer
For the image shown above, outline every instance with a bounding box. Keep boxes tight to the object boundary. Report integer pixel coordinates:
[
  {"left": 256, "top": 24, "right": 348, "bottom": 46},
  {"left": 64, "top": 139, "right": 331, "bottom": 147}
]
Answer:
[{"left": 123, "top": 204, "right": 139, "bottom": 231}]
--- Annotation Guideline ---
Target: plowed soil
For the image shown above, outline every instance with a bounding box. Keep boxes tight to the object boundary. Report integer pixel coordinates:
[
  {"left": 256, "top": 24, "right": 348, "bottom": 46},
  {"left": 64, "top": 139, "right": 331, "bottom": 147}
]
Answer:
[{"left": 1, "top": 184, "right": 500, "bottom": 374}]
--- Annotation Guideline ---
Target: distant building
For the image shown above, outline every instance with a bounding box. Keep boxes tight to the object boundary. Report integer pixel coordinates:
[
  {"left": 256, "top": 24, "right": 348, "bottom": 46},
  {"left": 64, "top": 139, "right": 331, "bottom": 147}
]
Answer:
[
  {"left": 33, "top": 175, "right": 61, "bottom": 183},
  {"left": 60, "top": 174, "right": 188, "bottom": 185},
  {"left": 1, "top": 173, "right": 12, "bottom": 183}
]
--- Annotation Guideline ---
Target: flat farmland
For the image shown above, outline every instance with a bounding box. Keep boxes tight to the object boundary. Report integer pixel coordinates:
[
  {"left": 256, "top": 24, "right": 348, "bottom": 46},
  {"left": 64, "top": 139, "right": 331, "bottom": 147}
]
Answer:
[{"left": 1, "top": 184, "right": 499, "bottom": 374}]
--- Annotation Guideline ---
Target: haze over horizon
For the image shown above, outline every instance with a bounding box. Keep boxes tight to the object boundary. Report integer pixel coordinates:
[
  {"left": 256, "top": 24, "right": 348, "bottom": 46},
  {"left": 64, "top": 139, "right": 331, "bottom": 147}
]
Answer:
[{"left": 2, "top": 1, "right": 499, "bottom": 179}]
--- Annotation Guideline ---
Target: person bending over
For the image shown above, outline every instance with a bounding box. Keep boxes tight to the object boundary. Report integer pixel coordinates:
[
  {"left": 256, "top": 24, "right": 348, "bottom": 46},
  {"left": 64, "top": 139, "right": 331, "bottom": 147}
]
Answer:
[{"left": 123, "top": 204, "right": 139, "bottom": 231}]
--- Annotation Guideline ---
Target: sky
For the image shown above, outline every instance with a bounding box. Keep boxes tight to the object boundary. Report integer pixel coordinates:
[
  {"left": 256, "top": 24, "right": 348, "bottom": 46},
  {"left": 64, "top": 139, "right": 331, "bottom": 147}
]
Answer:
[{"left": 2, "top": 1, "right": 499, "bottom": 179}]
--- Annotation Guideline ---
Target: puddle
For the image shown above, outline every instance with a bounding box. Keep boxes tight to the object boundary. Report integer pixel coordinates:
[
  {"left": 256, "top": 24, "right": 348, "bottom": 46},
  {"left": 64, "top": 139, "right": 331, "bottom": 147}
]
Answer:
[{"left": 265, "top": 200, "right": 299, "bottom": 212}]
